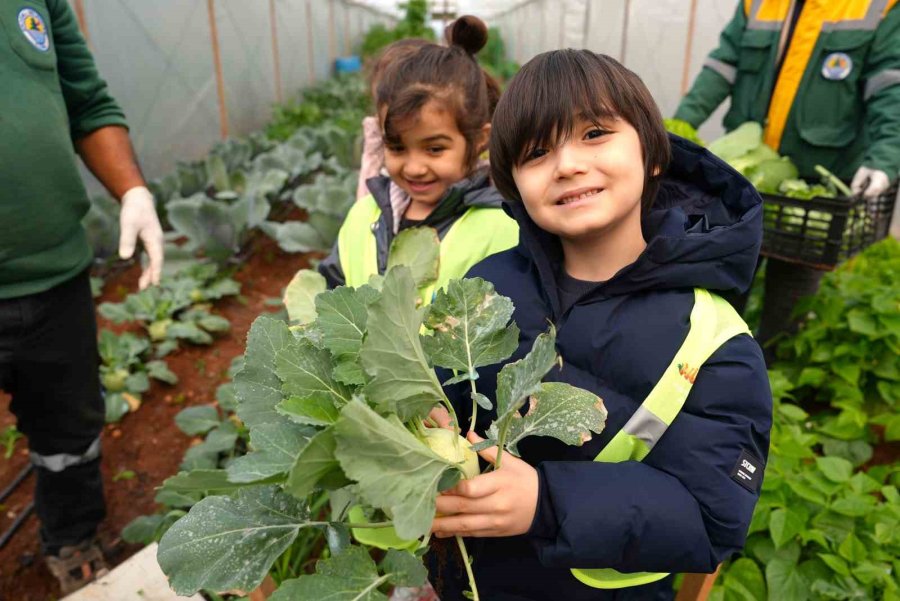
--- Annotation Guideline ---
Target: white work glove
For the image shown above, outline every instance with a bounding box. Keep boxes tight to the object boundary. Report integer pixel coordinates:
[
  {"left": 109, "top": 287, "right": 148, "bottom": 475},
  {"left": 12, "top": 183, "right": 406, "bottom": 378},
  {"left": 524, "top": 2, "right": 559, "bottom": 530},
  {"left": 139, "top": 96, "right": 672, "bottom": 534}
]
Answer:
[
  {"left": 850, "top": 166, "right": 891, "bottom": 199},
  {"left": 119, "top": 186, "right": 164, "bottom": 290}
]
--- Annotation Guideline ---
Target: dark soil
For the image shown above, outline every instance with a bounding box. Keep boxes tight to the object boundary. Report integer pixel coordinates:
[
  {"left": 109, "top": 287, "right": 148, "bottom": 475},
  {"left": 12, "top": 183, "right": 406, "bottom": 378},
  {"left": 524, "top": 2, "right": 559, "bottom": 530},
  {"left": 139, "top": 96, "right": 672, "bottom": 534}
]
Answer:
[{"left": 0, "top": 233, "right": 322, "bottom": 601}]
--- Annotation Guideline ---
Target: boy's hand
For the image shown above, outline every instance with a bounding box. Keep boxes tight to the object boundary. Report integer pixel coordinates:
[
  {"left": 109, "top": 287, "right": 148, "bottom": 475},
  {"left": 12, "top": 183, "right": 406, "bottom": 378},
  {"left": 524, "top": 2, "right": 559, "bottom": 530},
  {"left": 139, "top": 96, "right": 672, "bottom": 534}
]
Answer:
[
  {"left": 431, "top": 431, "right": 538, "bottom": 538},
  {"left": 428, "top": 406, "right": 453, "bottom": 429}
]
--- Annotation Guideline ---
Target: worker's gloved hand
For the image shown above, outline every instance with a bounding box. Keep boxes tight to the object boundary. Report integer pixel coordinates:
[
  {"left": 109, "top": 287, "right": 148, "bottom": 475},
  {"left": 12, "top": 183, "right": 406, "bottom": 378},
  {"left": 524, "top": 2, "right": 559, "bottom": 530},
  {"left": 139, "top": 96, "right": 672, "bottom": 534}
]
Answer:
[
  {"left": 850, "top": 166, "right": 891, "bottom": 199},
  {"left": 119, "top": 186, "right": 164, "bottom": 290}
]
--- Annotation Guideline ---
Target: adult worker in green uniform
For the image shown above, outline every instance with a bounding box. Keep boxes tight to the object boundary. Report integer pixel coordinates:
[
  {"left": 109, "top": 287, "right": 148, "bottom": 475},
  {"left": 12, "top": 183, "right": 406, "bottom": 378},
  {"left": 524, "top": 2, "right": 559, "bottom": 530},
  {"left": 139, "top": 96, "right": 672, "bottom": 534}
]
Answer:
[
  {"left": 0, "top": 0, "right": 163, "bottom": 592},
  {"left": 674, "top": 0, "right": 900, "bottom": 354}
]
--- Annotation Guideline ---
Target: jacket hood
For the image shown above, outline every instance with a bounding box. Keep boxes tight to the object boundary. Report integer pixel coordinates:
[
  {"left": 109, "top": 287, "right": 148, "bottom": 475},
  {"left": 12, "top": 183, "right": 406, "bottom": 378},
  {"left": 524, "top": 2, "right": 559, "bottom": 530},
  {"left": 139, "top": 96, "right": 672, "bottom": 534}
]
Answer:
[
  {"left": 505, "top": 134, "right": 763, "bottom": 312},
  {"left": 366, "top": 166, "right": 504, "bottom": 232}
]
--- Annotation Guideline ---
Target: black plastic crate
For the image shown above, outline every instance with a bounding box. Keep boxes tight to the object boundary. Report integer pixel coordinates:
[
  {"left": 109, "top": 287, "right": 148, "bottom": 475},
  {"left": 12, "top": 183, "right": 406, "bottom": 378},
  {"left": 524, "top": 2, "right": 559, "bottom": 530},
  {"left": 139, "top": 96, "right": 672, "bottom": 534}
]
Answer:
[{"left": 760, "top": 186, "right": 897, "bottom": 270}]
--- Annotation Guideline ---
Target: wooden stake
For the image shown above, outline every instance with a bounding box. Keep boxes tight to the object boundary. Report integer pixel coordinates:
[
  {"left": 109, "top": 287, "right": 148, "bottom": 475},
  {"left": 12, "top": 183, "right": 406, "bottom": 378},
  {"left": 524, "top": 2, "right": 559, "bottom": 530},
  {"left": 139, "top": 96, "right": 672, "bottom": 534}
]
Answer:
[
  {"left": 676, "top": 566, "right": 721, "bottom": 601},
  {"left": 342, "top": 1, "right": 350, "bottom": 56},
  {"left": 515, "top": 10, "right": 523, "bottom": 62},
  {"left": 620, "top": 0, "right": 631, "bottom": 64},
  {"left": 558, "top": 0, "right": 566, "bottom": 48},
  {"left": 73, "top": 0, "right": 91, "bottom": 50},
  {"left": 206, "top": 0, "right": 229, "bottom": 139},
  {"left": 582, "top": 0, "right": 592, "bottom": 49},
  {"left": 681, "top": 0, "right": 699, "bottom": 94},
  {"left": 328, "top": 0, "right": 336, "bottom": 64},
  {"left": 305, "top": 0, "right": 316, "bottom": 84},
  {"left": 269, "top": 0, "right": 283, "bottom": 103}
]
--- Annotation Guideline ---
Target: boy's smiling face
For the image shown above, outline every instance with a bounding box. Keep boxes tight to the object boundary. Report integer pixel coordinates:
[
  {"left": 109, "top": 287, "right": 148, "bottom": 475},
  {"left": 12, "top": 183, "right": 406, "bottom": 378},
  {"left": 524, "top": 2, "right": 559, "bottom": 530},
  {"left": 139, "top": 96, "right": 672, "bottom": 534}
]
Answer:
[{"left": 512, "top": 117, "right": 646, "bottom": 240}]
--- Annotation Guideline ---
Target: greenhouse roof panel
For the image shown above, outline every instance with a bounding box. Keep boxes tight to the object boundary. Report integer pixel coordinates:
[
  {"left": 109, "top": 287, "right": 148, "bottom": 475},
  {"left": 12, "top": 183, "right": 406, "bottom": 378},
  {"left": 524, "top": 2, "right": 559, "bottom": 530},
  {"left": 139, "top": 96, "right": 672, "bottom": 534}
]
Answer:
[{"left": 348, "top": 0, "right": 532, "bottom": 19}]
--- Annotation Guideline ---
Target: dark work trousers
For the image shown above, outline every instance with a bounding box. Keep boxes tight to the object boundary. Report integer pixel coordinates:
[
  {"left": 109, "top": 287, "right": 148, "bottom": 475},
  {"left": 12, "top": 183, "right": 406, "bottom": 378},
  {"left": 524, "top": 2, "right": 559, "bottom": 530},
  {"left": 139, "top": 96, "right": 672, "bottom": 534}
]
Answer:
[{"left": 0, "top": 268, "right": 106, "bottom": 554}]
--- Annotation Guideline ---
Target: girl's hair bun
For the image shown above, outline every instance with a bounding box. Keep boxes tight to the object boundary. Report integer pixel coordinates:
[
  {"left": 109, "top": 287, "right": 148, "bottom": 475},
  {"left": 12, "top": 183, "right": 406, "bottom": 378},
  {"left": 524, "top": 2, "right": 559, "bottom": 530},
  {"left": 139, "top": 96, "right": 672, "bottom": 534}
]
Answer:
[{"left": 445, "top": 15, "right": 488, "bottom": 56}]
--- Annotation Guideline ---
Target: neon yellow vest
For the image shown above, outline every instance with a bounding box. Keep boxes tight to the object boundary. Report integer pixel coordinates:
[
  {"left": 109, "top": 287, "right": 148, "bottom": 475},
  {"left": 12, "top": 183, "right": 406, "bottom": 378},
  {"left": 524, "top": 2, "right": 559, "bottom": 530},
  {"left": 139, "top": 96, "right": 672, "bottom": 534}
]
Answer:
[
  {"left": 571, "top": 288, "right": 751, "bottom": 589},
  {"left": 337, "top": 195, "right": 519, "bottom": 304}
]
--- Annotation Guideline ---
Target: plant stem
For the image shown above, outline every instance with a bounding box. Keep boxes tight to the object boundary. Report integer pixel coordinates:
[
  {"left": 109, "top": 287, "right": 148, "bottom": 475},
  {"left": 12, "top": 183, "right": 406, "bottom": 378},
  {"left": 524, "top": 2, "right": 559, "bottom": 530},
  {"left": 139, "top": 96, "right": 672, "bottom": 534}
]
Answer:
[
  {"left": 360, "top": 574, "right": 392, "bottom": 597},
  {"left": 413, "top": 417, "right": 428, "bottom": 439},
  {"left": 321, "top": 521, "right": 395, "bottom": 529},
  {"left": 443, "top": 399, "right": 460, "bottom": 436},
  {"left": 468, "top": 378, "right": 479, "bottom": 434},
  {"left": 456, "top": 535, "right": 479, "bottom": 601},
  {"left": 493, "top": 420, "right": 512, "bottom": 470}
]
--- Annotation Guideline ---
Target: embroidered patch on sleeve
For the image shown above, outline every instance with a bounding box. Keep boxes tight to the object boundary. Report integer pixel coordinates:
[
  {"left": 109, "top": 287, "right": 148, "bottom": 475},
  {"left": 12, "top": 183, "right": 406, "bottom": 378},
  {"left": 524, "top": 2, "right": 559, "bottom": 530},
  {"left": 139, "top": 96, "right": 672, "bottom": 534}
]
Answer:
[{"left": 730, "top": 449, "right": 764, "bottom": 493}]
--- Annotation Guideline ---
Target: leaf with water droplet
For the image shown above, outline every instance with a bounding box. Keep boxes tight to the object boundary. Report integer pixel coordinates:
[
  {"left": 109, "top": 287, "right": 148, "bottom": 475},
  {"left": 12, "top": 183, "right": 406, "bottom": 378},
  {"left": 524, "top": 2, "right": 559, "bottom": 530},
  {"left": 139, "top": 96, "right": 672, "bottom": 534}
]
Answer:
[
  {"left": 423, "top": 278, "right": 519, "bottom": 376},
  {"left": 359, "top": 267, "right": 446, "bottom": 421},
  {"left": 157, "top": 485, "right": 315, "bottom": 595},
  {"left": 269, "top": 546, "right": 389, "bottom": 600},
  {"left": 226, "top": 421, "right": 314, "bottom": 483},
  {"left": 504, "top": 382, "right": 607, "bottom": 456},
  {"left": 334, "top": 399, "right": 455, "bottom": 539},
  {"left": 235, "top": 316, "right": 295, "bottom": 428}
]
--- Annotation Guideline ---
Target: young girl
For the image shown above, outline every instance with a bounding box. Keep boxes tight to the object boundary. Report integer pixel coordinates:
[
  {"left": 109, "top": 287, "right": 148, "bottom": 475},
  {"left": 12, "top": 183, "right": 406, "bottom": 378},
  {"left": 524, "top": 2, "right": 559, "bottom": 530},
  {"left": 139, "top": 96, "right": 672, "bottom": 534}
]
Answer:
[
  {"left": 428, "top": 50, "right": 772, "bottom": 600},
  {"left": 356, "top": 38, "right": 429, "bottom": 201},
  {"left": 320, "top": 16, "right": 517, "bottom": 299}
]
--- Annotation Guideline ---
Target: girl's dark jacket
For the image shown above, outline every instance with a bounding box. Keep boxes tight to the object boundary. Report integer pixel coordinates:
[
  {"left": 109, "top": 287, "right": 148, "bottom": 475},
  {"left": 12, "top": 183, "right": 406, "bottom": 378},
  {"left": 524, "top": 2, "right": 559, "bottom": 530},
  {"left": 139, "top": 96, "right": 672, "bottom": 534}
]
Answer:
[{"left": 430, "top": 136, "right": 773, "bottom": 601}]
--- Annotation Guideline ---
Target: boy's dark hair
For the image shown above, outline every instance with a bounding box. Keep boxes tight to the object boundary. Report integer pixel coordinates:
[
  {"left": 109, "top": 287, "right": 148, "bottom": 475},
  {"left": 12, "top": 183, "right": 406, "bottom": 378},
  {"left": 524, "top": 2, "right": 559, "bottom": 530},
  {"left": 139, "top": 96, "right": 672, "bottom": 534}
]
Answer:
[
  {"left": 377, "top": 16, "right": 500, "bottom": 171},
  {"left": 490, "top": 50, "right": 670, "bottom": 211}
]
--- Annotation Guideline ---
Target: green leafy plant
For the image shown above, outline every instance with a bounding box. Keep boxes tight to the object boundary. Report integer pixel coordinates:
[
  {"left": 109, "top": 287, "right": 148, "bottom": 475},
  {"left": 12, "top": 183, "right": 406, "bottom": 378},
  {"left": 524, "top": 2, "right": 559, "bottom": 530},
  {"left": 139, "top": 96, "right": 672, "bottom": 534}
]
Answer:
[
  {"left": 360, "top": 0, "right": 436, "bottom": 58},
  {"left": 98, "top": 330, "right": 177, "bottom": 422},
  {"left": 149, "top": 133, "right": 275, "bottom": 214},
  {"left": 709, "top": 389, "right": 900, "bottom": 601},
  {"left": 1, "top": 425, "right": 23, "bottom": 459},
  {"left": 261, "top": 171, "right": 357, "bottom": 253},
  {"left": 266, "top": 101, "right": 323, "bottom": 142},
  {"left": 175, "top": 405, "right": 246, "bottom": 472},
  {"left": 664, "top": 118, "right": 705, "bottom": 146},
  {"left": 478, "top": 27, "right": 520, "bottom": 84},
  {"left": 121, "top": 355, "right": 248, "bottom": 547},
  {"left": 707, "top": 123, "right": 868, "bottom": 243},
  {"left": 708, "top": 239, "right": 900, "bottom": 600},
  {"left": 267, "top": 74, "right": 369, "bottom": 143},
  {"left": 99, "top": 264, "right": 237, "bottom": 356},
  {"left": 113, "top": 469, "right": 136, "bottom": 482},
  {"left": 708, "top": 122, "right": 848, "bottom": 198},
  {"left": 82, "top": 194, "right": 121, "bottom": 262},
  {"left": 156, "top": 230, "right": 607, "bottom": 600},
  {"left": 166, "top": 167, "right": 286, "bottom": 264},
  {"left": 772, "top": 238, "right": 899, "bottom": 426}
]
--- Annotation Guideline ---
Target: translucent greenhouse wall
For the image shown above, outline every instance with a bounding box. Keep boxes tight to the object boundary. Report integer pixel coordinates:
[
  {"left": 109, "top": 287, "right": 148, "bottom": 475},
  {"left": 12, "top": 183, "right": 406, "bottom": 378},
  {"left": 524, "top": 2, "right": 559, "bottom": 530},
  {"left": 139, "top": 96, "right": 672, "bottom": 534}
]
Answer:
[
  {"left": 73, "top": 1, "right": 878, "bottom": 190},
  {"left": 492, "top": 0, "right": 735, "bottom": 142},
  {"left": 71, "top": 0, "right": 394, "bottom": 192}
]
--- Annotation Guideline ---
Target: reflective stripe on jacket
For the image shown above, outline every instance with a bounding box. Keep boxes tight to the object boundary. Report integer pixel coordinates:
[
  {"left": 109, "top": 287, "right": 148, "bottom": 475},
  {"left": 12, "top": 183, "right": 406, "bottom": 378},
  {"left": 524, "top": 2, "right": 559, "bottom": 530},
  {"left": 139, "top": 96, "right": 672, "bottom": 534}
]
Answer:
[{"left": 571, "top": 289, "right": 751, "bottom": 589}]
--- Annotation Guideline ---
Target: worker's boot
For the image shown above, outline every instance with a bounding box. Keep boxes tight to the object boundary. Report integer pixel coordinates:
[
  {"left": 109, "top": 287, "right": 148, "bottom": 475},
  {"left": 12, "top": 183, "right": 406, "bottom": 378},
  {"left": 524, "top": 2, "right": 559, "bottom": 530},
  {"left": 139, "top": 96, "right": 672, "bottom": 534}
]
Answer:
[{"left": 45, "top": 538, "right": 109, "bottom": 595}]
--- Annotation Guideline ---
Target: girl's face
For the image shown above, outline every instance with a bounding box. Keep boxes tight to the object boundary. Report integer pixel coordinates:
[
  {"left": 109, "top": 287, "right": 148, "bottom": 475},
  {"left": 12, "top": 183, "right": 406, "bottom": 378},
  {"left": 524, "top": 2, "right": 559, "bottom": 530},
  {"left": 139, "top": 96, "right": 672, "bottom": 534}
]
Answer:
[
  {"left": 382, "top": 100, "right": 486, "bottom": 208},
  {"left": 512, "top": 116, "right": 646, "bottom": 240}
]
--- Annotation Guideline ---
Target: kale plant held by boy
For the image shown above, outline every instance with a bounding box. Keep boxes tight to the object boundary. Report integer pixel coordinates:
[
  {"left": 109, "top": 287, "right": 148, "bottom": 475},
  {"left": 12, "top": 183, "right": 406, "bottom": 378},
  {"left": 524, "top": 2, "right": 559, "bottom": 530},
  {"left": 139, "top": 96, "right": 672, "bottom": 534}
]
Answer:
[{"left": 427, "top": 49, "right": 773, "bottom": 600}]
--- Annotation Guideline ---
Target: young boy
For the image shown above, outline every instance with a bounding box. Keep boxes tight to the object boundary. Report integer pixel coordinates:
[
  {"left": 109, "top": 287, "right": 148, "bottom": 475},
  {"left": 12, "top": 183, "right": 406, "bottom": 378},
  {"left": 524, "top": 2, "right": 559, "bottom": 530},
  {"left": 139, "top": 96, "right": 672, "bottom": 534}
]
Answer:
[{"left": 428, "top": 50, "right": 772, "bottom": 600}]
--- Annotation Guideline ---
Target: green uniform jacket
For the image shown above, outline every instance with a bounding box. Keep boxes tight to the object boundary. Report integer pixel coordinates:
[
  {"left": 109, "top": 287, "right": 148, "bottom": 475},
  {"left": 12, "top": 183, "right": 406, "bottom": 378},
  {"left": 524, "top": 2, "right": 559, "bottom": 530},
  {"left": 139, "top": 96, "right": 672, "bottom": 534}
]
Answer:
[
  {"left": 675, "top": 0, "right": 900, "bottom": 181},
  {"left": 0, "top": 0, "right": 127, "bottom": 299}
]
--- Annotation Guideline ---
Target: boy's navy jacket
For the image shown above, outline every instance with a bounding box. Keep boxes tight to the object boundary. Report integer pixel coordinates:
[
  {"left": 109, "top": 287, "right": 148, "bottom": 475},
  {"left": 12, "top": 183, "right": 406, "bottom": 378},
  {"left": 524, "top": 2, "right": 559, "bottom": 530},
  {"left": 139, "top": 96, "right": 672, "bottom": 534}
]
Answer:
[{"left": 430, "top": 135, "right": 773, "bottom": 601}]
